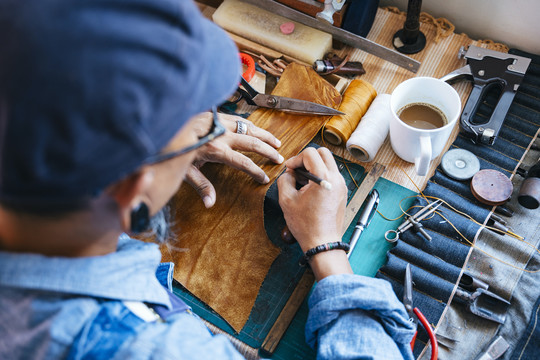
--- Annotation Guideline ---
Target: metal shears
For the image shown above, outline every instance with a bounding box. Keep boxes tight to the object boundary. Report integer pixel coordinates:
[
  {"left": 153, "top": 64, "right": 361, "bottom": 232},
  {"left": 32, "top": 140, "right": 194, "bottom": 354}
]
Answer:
[
  {"left": 404, "top": 263, "right": 438, "bottom": 360},
  {"left": 230, "top": 77, "right": 345, "bottom": 116}
]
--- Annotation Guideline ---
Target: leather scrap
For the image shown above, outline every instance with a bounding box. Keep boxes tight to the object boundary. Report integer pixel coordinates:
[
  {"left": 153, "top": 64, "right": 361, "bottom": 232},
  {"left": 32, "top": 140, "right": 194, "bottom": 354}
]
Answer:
[{"left": 161, "top": 63, "right": 342, "bottom": 332}]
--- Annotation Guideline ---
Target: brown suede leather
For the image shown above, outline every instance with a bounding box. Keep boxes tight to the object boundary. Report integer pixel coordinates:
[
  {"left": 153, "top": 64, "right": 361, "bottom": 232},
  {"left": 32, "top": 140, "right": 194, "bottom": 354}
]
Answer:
[{"left": 161, "top": 63, "right": 342, "bottom": 332}]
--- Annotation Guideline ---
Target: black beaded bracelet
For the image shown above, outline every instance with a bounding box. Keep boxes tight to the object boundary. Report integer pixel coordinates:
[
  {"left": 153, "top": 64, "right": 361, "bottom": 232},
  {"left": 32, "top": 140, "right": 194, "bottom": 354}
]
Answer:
[{"left": 299, "top": 241, "right": 350, "bottom": 266}]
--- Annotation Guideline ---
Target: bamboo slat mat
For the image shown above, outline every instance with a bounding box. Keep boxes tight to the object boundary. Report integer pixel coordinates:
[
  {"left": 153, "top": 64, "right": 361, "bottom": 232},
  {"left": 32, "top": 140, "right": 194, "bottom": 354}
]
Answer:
[{"left": 198, "top": 2, "right": 507, "bottom": 192}]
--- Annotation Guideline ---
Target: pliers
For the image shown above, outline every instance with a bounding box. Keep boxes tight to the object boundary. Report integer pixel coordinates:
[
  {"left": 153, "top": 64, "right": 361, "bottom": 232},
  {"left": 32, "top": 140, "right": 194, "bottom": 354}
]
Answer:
[{"left": 404, "top": 263, "right": 438, "bottom": 360}]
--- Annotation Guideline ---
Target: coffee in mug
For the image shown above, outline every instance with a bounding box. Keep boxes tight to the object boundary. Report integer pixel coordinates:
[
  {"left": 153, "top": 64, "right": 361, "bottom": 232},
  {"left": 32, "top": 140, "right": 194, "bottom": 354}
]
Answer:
[
  {"left": 397, "top": 102, "right": 448, "bottom": 130},
  {"left": 389, "top": 77, "right": 461, "bottom": 176}
]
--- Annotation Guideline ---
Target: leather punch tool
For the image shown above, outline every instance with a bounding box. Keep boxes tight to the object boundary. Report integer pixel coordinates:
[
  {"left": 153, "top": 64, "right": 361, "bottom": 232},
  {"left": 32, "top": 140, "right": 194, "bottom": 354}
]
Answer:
[
  {"left": 404, "top": 263, "right": 438, "bottom": 360},
  {"left": 441, "top": 45, "right": 531, "bottom": 145}
]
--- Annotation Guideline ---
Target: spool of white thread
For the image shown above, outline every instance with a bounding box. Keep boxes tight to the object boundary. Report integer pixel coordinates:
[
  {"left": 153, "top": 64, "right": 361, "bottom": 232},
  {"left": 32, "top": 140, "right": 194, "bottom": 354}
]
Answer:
[{"left": 346, "top": 94, "right": 392, "bottom": 162}]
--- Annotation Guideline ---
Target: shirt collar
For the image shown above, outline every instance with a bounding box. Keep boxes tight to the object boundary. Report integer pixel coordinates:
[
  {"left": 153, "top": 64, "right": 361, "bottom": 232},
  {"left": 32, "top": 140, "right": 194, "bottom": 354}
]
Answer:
[{"left": 0, "top": 234, "right": 171, "bottom": 308}]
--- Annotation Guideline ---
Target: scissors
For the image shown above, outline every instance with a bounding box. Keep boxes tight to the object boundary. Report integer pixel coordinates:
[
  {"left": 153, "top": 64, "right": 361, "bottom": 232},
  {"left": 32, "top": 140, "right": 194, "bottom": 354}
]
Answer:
[
  {"left": 229, "top": 77, "right": 345, "bottom": 116},
  {"left": 404, "top": 263, "right": 438, "bottom": 360}
]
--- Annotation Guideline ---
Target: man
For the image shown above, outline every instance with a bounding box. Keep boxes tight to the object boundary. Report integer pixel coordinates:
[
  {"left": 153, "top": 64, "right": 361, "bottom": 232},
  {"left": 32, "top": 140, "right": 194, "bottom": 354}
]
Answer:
[{"left": 0, "top": 0, "right": 415, "bottom": 359}]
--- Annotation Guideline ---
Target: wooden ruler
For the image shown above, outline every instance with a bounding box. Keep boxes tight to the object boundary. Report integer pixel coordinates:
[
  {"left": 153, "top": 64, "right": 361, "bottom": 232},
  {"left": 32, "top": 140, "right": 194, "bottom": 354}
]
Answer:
[{"left": 261, "top": 162, "right": 386, "bottom": 355}]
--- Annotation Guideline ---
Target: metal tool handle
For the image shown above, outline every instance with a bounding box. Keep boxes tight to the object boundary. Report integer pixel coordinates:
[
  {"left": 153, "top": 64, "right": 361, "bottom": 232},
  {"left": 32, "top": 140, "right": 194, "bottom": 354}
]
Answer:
[
  {"left": 409, "top": 217, "right": 432, "bottom": 241},
  {"left": 460, "top": 82, "right": 518, "bottom": 145},
  {"left": 460, "top": 83, "right": 486, "bottom": 139},
  {"left": 348, "top": 189, "right": 379, "bottom": 257},
  {"left": 240, "top": 77, "right": 259, "bottom": 99}
]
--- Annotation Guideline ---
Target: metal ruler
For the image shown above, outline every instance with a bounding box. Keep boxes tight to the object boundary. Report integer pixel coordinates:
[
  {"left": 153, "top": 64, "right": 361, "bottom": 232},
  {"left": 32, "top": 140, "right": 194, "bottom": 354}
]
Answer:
[{"left": 240, "top": 0, "right": 420, "bottom": 73}]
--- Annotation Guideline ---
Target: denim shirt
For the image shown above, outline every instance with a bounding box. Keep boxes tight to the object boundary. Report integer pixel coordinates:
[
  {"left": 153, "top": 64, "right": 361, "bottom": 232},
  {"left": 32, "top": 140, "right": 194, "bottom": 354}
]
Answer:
[{"left": 0, "top": 235, "right": 415, "bottom": 359}]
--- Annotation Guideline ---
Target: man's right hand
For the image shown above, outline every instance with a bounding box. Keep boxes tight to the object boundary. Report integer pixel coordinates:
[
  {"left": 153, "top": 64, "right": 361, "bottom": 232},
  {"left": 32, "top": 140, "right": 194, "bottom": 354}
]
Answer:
[{"left": 277, "top": 147, "right": 353, "bottom": 280}]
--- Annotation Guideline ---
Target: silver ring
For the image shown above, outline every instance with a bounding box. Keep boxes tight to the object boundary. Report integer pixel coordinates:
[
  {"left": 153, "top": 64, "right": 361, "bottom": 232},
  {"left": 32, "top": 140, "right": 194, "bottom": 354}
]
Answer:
[
  {"left": 236, "top": 120, "right": 248, "bottom": 135},
  {"left": 384, "top": 230, "right": 399, "bottom": 243}
]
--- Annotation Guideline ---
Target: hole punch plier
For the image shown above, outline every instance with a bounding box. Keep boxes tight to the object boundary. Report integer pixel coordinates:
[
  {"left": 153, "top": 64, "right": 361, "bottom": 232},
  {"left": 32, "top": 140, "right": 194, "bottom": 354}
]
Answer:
[{"left": 404, "top": 263, "right": 438, "bottom": 360}]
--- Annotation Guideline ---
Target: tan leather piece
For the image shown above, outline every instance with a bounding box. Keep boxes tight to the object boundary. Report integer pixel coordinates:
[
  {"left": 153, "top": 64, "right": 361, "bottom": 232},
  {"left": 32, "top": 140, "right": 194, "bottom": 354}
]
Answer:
[{"left": 161, "top": 63, "right": 342, "bottom": 332}]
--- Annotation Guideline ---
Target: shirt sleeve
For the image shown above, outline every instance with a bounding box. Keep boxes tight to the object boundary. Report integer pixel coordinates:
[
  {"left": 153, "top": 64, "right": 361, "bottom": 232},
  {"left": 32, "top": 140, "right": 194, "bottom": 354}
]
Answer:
[
  {"left": 306, "top": 273, "right": 416, "bottom": 360},
  {"left": 110, "top": 311, "right": 246, "bottom": 360}
]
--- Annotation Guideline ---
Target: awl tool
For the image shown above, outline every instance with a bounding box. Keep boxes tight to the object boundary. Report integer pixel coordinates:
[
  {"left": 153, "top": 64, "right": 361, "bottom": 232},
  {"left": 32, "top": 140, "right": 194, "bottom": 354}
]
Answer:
[{"left": 441, "top": 45, "right": 531, "bottom": 145}]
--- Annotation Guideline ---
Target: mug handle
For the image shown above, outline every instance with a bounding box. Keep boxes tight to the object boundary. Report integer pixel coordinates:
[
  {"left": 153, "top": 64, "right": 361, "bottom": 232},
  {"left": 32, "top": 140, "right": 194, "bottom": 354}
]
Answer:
[{"left": 415, "top": 135, "right": 432, "bottom": 176}]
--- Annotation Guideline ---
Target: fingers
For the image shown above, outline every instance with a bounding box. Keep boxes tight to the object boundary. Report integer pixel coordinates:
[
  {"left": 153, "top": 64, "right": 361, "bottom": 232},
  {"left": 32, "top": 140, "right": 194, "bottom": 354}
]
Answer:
[
  {"left": 244, "top": 123, "right": 281, "bottom": 149},
  {"left": 277, "top": 170, "right": 298, "bottom": 202},
  {"left": 189, "top": 112, "right": 213, "bottom": 138},
  {"left": 195, "top": 115, "right": 284, "bottom": 184},
  {"left": 302, "top": 148, "right": 329, "bottom": 177},
  {"left": 204, "top": 141, "right": 270, "bottom": 184},
  {"left": 285, "top": 147, "right": 328, "bottom": 177},
  {"left": 224, "top": 149, "right": 270, "bottom": 184},
  {"left": 184, "top": 166, "right": 216, "bottom": 208},
  {"left": 230, "top": 133, "right": 284, "bottom": 165},
  {"left": 219, "top": 113, "right": 281, "bottom": 149},
  {"left": 317, "top": 147, "right": 339, "bottom": 172}
]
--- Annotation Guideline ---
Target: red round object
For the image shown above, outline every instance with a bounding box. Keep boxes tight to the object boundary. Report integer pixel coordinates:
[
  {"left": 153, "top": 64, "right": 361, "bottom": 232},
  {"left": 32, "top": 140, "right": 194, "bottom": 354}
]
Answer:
[
  {"left": 239, "top": 52, "right": 256, "bottom": 82},
  {"left": 280, "top": 22, "right": 295, "bottom": 35},
  {"left": 471, "top": 169, "right": 513, "bottom": 206}
]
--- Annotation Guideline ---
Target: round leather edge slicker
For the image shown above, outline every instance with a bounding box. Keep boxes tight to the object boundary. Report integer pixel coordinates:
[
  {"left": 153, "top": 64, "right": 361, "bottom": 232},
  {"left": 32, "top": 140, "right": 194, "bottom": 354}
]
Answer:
[
  {"left": 471, "top": 169, "right": 513, "bottom": 206},
  {"left": 441, "top": 148, "right": 480, "bottom": 181}
]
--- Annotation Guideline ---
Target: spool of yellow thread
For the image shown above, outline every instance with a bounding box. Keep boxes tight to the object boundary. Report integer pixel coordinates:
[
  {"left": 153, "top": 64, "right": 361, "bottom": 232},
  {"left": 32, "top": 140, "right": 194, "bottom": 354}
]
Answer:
[{"left": 323, "top": 79, "right": 377, "bottom": 146}]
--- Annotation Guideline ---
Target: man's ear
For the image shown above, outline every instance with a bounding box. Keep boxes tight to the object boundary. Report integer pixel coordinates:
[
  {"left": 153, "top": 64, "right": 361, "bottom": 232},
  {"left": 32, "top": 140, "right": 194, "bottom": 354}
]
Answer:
[{"left": 106, "top": 168, "right": 155, "bottom": 231}]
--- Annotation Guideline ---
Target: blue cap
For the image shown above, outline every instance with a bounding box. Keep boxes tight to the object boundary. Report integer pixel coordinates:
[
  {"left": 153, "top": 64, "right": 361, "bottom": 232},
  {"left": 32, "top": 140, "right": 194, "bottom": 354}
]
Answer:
[{"left": 0, "top": 0, "right": 240, "bottom": 209}]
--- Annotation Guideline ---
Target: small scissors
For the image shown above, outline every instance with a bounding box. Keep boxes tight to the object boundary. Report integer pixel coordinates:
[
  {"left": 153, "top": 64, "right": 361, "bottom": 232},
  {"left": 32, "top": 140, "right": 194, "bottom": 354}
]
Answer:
[
  {"left": 229, "top": 77, "right": 345, "bottom": 116},
  {"left": 404, "top": 263, "right": 438, "bottom": 360}
]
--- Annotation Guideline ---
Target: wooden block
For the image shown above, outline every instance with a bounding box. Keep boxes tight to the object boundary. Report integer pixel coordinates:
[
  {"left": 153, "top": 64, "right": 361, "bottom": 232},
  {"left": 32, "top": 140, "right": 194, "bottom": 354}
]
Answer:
[{"left": 212, "top": 0, "right": 332, "bottom": 64}]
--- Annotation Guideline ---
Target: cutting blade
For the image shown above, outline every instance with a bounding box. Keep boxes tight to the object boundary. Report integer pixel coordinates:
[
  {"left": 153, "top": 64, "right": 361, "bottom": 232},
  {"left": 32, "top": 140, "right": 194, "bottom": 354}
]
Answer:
[
  {"left": 404, "top": 263, "right": 414, "bottom": 316},
  {"left": 252, "top": 94, "right": 344, "bottom": 115}
]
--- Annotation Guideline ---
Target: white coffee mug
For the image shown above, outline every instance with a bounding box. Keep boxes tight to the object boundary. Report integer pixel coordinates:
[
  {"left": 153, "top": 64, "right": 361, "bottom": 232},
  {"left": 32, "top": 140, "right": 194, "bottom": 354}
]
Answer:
[{"left": 389, "top": 77, "right": 461, "bottom": 176}]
